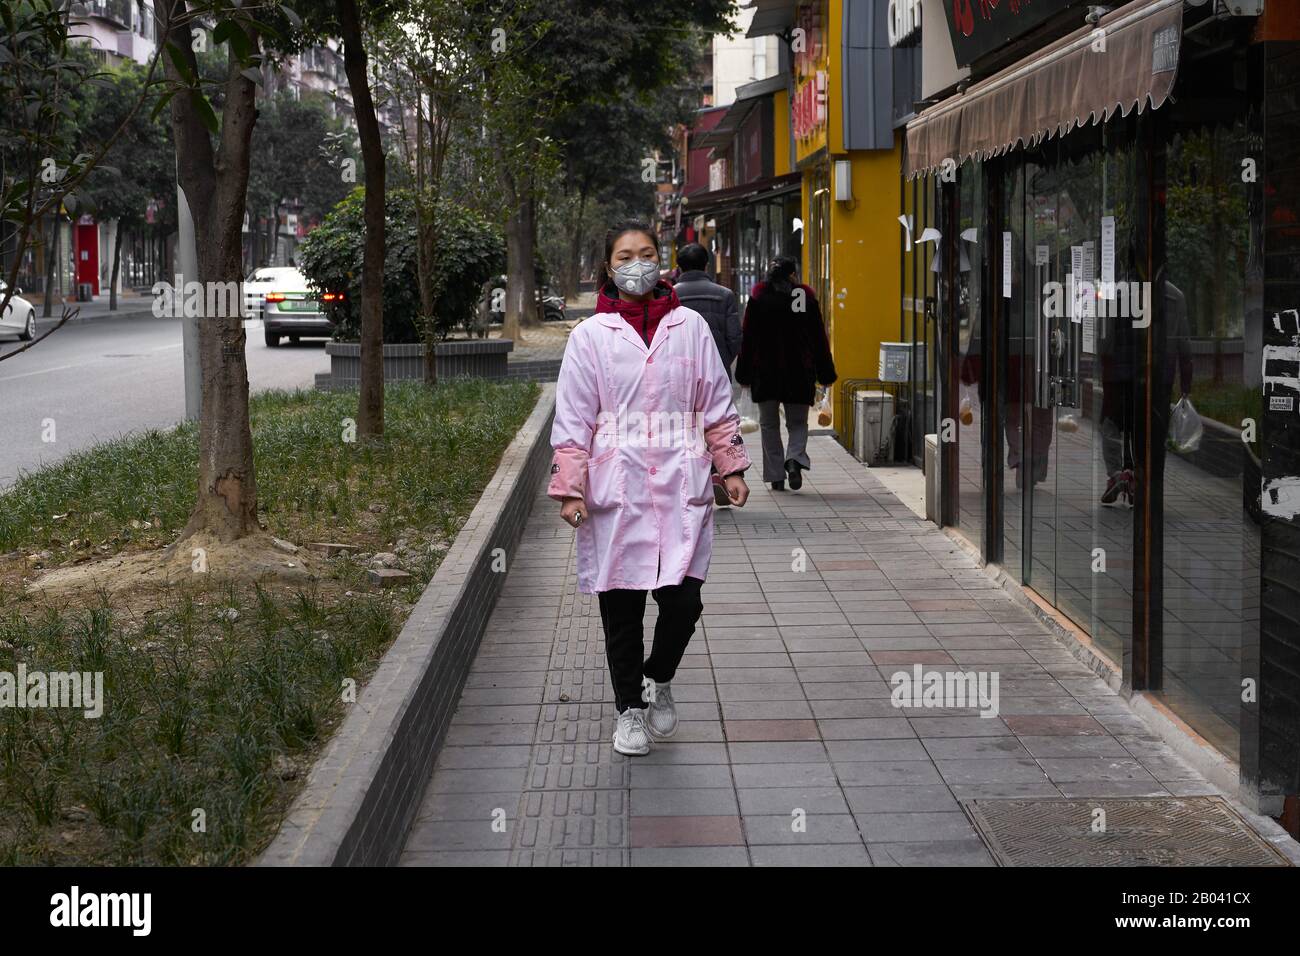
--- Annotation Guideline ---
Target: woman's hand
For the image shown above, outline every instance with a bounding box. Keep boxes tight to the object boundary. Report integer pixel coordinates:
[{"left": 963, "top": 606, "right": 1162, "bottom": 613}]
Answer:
[
  {"left": 560, "top": 496, "right": 587, "bottom": 528},
  {"left": 723, "top": 475, "right": 749, "bottom": 507}
]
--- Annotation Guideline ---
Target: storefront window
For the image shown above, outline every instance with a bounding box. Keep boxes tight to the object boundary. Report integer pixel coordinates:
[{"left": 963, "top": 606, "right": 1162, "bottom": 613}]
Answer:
[
  {"left": 1158, "top": 114, "right": 1253, "bottom": 760},
  {"left": 956, "top": 163, "right": 986, "bottom": 543}
]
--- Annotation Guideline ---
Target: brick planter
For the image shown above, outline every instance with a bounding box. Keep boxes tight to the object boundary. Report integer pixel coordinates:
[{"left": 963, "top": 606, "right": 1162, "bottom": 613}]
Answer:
[
  {"left": 323, "top": 339, "right": 514, "bottom": 389},
  {"left": 256, "top": 384, "right": 556, "bottom": 867}
]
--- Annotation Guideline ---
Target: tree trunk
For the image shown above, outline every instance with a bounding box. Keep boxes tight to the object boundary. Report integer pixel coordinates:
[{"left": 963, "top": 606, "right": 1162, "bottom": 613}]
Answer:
[
  {"left": 42, "top": 216, "right": 57, "bottom": 318},
  {"left": 339, "top": 0, "right": 386, "bottom": 435},
  {"left": 564, "top": 189, "right": 587, "bottom": 299},
  {"left": 500, "top": 165, "right": 536, "bottom": 342},
  {"left": 109, "top": 220, "right": 123, "bottom": 311},
  {"left": 165, "top": 1, "right": 260, "bottom": 544}
]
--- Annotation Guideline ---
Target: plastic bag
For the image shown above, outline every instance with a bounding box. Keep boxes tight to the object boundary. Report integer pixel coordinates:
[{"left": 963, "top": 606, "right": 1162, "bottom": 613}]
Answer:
[
  {"left": 1168, "top": 395, "right": 1203, "bottom": 454},
  {"left": 815, "top": 385, "right": 832, "bottom": 426}
]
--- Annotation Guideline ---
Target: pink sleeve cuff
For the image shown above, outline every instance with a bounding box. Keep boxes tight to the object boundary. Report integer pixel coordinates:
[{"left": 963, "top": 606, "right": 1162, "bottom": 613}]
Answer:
[
  {"left": 547, "top": 447, "right": 588, "bottom": 500},
  {"left": 704, "top": 420, "right": 751, "bottom": 476}
]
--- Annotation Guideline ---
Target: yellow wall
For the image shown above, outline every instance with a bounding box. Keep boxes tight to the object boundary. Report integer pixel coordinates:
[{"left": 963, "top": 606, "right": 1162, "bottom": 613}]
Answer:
[
  {"left": 824, "top": 139, "right": 903, "bottom": 442},
  {"left": 773, "top": 89, "right": 791, "bottom": 177}
]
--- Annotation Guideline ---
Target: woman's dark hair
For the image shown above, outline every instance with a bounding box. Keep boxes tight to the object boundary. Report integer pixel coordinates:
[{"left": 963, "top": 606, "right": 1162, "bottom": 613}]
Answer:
[
  {"left": 596, "top": 219, "right": 658, "bottom": 294},
  {"left": 766, "top": 256, "right": 798, "bottom": 295}
]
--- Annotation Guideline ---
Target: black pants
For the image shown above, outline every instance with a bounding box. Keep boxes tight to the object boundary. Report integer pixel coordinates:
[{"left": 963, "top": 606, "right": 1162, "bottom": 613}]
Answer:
[{"left": 598, "top": 576, "right": 704, "bottom": 713}]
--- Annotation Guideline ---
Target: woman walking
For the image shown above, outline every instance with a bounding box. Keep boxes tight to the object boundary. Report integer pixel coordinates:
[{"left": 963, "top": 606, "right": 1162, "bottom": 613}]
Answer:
[
  {"left": 549, "top": 221, "right": 751, "bottom": 756},
  {"left": 735, "top": 257, "right": 837, "bottom": 491}
]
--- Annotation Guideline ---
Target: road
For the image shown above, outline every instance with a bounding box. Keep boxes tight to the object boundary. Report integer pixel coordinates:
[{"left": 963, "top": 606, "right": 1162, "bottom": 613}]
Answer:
[{"left": 0, "top": 312, "right": 327, "bottom": 489}]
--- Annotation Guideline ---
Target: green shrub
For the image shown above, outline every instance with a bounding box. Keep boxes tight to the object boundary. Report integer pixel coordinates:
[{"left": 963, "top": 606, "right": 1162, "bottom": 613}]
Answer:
[{"left": 298, "top": 188, "right": 504, "bottom": 342}]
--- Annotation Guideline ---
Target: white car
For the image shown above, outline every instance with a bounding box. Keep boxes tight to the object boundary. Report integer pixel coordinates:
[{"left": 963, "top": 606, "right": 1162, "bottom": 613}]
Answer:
[
  {"left": 242, "top": 266, "right": 284, "bottom": 320},
  {"left": 0, "top": 281, "right": 37, "bottom": 341},
  {"left": 251, "top": 266, "right": 338, "bottom": 347}
]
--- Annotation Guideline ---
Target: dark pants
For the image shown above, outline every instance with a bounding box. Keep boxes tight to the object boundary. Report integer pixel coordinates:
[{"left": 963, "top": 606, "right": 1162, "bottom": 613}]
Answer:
[{"left": 598, "top": 576, "right": 704, "bottom": 713}]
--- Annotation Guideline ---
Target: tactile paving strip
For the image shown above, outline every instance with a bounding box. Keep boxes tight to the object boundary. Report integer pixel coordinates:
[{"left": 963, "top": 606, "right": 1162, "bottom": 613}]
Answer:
[{"left": 963, "top": 797, "right": 1292, "bottom": 867}]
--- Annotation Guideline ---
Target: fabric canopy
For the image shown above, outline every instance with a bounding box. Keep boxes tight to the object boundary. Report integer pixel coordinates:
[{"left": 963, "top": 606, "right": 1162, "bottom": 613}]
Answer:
[{"left": 905, "top": 0, "right": 1183, "bottom": 179}]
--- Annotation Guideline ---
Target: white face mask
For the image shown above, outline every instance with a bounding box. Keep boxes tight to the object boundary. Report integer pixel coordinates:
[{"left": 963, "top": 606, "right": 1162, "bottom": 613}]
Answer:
[{"left": 610, "top": 259, "right": 659, "bottom": 296}]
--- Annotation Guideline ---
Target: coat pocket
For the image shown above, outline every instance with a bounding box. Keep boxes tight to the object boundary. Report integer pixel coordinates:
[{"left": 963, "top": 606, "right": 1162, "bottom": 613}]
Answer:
[
  {"left": 585, "top": 447, "right": 623, "bottom": 511},
  {"left": 668, "top": 356, "right": 697, "bottom": 410},
  {"left": 683, "top": 450, "right": 714, "bottom": 507}
]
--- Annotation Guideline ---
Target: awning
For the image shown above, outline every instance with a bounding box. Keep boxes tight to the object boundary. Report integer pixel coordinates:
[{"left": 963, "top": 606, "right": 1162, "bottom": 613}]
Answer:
[
  {"left": 904, "top": 0, "right": 1183, "bottom": 179},
  {"left": 744, "top": 0, "right": 796, "bottom": 39},
  {"left": 682, "top": 171, "right": 802, "bottom": 219},
  {"left": 695, "top": 74, "right": 788, "bottom": 154}
]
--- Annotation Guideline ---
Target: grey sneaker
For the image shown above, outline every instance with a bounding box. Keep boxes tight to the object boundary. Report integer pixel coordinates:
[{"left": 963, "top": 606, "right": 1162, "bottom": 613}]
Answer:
[
  {"left": 642, "top": 677, "right": 678, "bottom": 738},
  {"left": 613, "top": 706, "right": 652, "bottom": 755}
]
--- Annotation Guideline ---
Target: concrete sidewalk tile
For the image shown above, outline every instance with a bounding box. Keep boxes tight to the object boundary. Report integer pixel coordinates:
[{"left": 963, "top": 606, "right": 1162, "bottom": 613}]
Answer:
[
  {"left": 826, "top": 739, "right": 930, "bottom": 762},
  {"left": 948, "top": 781, "right": 1064, "bottom": 800},
  {"left": 630, "top": 815, "right": 745, "bottom": 847},
  {"left": 742, "top": 813, "right": 862, "bottom": 845},
  {"left": 404, "top": 818, "right": 514, "bottom": 852},
  {"left": 853, "top": 811, "right": 978, "bottom": 844},
  {"left": 737, "top": 786, "right": 849, "bottom": 814},
  {"left": 721, "top": 699, "right": 815, "bottom": 720},
  {"left": 834, "top": 760, "right": 944, "bottom": 787},
  {"left": 1002, "top": 714, "right": 1108, "bottom": 736},
  {"left": 631, "top": 787, "right": 739, "bottom": 816},
  {"left": 629, "top": 764, "right": 733, "bottom": 788},
  {"left": 810, "top": 698, "right": 903, "bottom": 719},
  {"left": 920, "top": 737, "right": 1031, "bottom": 760},
  {"left": 866, "top": 840, "right": 995, "bottom": 866},
  {"left": 631, "top": 846, "right": 751, "bottom": 866},
  {"left": 724, "top": 719, "right": 820, "bottom": 741},
  {"left": 803, "top": 681, "right": 895, "bottom": 699},
  {"left": 414, "top": 790, "right": 521, "bottom": 823},
  {"left": 1017, "top": 735, "right": 1131, "bottom": 758},
  {"left": 936, "top": 757, "right": 1052, "bottom": 785},
  {"left": 1035, "top": 757, "right": 1160, "bottom": 783},
  {"left": 399, "top": 849, "right": 510, "bottom": 866},
  {"left": 907, "top": 716, "right": 1011, "bottom": 737},
  {"left": 727, "top": 741, "right": 829, "bottom": 763},
  {"left": 731, "top": 762, "right": 838, "bottom": 788},
  {"left": 1056, "top": 780, "right": 1172, "bottom": 798},
  {"left": 817, "top": 717, "right": 916, "bottom": 739},
  {"left": 428, "top": 768, "right": 529, "bottom": 793},
  {"left": 843, "top": 785, "right": 960, "bottom": 813},
  {"left": 435, "top": 745, "right": 535, "bottom": 770},
  {"left": 751, "top": 844, "right": 872, "bottom": 866}
]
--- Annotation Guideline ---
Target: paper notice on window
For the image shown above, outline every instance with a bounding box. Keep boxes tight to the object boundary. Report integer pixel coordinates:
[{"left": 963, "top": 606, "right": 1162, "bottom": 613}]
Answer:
[
  {"left": 1100, "top": 216, "right": 1115, "bottom": 293},
  {"left": 1035, "top": 245, "right": 1049, "bottom": 267},
  {"left": 1002, "top": 232, "right": 1012, "bottom": 298},
  {"left": 1070, "top": 247, "right": 1084, "bottom": 323},
  {"left": 1082, "top": 311, "right": 1095, "bottom": 355},
  {"left": 1082, "top": 241, "right": 1096, "bottom": 320}
]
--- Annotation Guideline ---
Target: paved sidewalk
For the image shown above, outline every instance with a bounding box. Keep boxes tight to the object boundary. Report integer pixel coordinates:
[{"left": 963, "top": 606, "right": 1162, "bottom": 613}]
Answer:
[{"left": 399, "top": 432, "right": 1250, "bottom": 866}]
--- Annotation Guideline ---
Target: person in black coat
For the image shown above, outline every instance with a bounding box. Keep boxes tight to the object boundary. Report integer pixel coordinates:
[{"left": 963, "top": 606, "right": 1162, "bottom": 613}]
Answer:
[{"left": 735, "top": 257, "right": 837, "bottom": 491}]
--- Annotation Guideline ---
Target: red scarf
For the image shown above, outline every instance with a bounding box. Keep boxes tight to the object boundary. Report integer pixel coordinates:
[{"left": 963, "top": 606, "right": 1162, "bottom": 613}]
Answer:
[{"left": 595, "top": 280, "right": 680, "bottom": 346}]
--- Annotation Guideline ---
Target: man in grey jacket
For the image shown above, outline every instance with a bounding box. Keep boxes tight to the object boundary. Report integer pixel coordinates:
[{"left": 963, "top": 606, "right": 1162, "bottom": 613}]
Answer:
[{"left": 673, "top": 243, "right": 742, "bottom": 380}]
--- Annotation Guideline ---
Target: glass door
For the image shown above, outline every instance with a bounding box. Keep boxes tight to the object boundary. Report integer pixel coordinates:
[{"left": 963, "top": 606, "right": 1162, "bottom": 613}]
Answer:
[{"left": 1016, "top": 124, "right": 1137, "bottom": 664}]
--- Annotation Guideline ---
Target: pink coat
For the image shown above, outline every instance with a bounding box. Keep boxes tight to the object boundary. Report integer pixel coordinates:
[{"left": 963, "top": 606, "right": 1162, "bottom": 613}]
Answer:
[{"left": 548, "top": 304, "right": 751, "bottom": 594}]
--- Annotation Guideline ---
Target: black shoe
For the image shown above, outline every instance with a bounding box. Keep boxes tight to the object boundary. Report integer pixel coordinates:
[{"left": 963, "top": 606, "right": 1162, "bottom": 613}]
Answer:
[
  {"left": 784, "top": 459, "right": 803, "bottom": 490},
  {"left": 770, "top": 480, "right": 785, "bottom": 491}
]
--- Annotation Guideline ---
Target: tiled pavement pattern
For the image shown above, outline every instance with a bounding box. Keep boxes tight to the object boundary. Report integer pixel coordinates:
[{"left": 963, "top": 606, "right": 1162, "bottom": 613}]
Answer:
[{"left": 401, "top": 430, "right": 1228, "bottom": 866}]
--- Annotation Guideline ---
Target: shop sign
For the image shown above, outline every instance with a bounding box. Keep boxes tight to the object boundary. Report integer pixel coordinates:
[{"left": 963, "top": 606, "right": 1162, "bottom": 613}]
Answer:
[
  {"left": 944, "top": 0, "right": 1082, "bottom": 67},
  {"left": 792, "top": 70, "right": 827, "bottom": 141},
  {"left": 792, "top": 0, "right": 827, "bottom": 147},
  {"left": 888, "top": 0, "right": 922, "bottom": 46}
]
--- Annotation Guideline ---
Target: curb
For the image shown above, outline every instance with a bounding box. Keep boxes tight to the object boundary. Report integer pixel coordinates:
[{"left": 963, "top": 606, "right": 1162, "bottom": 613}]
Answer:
[{"left": 255, "top": 382, "right": 557, "bottom": 867}]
